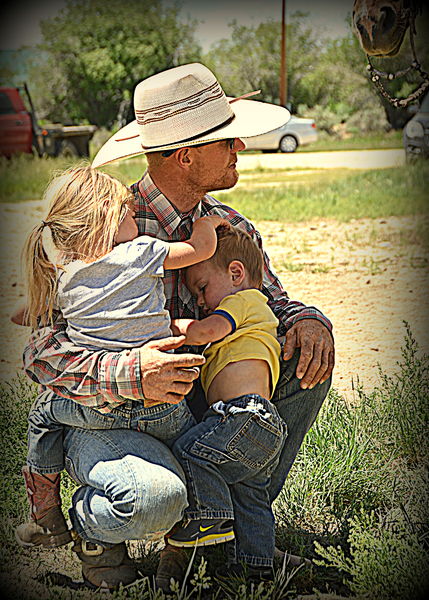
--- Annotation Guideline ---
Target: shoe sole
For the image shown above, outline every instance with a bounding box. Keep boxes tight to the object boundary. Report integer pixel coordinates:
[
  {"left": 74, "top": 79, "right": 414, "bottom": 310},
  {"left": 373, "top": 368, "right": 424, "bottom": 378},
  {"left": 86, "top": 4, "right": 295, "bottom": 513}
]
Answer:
[
  {"left": 15, "top": 528, "right": 72, "bottom": 548},
  {"left": 167, "top": 530, "right": 235, "bottom": 547}
]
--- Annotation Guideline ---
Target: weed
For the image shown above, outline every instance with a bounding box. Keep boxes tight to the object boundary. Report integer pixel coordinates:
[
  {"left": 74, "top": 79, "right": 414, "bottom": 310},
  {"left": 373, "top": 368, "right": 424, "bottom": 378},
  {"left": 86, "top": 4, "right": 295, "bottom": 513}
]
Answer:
[
  {"left": 361, "top": 256, "right": 383, "bottom": 275},
  {"left": 278, "top": 261, "right": 305, "bottom": 272},
  {"left": 310, "top": 264, "right": 332, "bottom": 273}
]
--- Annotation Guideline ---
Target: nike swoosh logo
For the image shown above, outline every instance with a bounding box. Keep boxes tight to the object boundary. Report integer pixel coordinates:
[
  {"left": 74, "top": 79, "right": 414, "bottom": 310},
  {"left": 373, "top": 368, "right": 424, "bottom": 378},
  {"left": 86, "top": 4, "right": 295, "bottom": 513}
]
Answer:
[{"left": 199, "top": 525, "right": 215, "bottom": 533}]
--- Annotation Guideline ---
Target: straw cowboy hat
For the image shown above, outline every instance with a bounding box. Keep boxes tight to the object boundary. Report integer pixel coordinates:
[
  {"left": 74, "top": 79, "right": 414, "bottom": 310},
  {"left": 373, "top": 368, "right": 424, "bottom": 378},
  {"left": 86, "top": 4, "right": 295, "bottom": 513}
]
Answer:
[{"left": 92, "top": 63, "right": 290, "bottom": 168}]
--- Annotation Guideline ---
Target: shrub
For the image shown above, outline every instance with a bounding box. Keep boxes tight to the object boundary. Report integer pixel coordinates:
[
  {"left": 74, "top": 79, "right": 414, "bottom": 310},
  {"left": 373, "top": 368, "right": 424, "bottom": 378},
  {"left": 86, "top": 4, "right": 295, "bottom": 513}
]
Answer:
[{"left": 312, "top": 324, "right": 429, "bottom": 599}]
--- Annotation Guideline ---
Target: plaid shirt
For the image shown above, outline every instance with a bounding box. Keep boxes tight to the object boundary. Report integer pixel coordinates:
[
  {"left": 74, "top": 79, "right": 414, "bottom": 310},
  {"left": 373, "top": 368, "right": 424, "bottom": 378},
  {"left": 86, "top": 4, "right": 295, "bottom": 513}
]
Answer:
[{"left": 24, "top": 171, "right": 332, "bottom": 412}]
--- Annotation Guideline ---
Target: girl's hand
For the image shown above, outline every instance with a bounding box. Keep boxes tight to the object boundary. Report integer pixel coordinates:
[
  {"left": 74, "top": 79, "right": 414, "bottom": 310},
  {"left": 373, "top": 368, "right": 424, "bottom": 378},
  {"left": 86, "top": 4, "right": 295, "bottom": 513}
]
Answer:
[{"left": 192, "top": 215, "right": 229, "bottom": 232}]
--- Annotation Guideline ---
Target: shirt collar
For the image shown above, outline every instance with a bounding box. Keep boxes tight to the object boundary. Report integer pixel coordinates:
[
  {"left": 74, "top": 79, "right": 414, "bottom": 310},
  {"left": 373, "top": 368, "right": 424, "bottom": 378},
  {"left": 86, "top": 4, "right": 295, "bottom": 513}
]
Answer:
[{"left": 137, "top": 171, "right": 205, "bottom": 236}]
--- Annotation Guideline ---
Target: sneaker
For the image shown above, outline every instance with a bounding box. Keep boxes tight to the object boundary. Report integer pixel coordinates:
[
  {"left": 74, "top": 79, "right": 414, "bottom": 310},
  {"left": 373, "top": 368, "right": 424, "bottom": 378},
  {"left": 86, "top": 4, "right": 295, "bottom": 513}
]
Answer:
[{"left": 167, "top": 518, "right": 235, "bottom": 547}]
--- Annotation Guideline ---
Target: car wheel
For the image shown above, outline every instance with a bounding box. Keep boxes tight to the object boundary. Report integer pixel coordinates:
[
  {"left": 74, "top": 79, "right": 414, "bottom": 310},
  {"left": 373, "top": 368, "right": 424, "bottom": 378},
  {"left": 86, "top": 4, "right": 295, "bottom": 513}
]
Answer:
[{"left": 279, "top": 135, "right": 298, "bottom": 153}]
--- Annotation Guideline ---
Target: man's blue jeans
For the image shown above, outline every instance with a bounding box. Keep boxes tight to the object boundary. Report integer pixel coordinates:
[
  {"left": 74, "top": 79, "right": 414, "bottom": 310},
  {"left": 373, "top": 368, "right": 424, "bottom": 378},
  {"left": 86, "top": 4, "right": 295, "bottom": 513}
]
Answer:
[
  {"left": 25, "top": 392, "right": 196, "bottom": 547},
  {"left": 48, "top": 349, "right": 329, "bottom": 549},
  {"left": 172, "top": 394, "right": 287, "bottom": 568},
  {"left": 269, "top": 349, "right": 331, "bottom": 501},
  {"left": 62, "top": 426, "right": 189, "bottom": 546}
]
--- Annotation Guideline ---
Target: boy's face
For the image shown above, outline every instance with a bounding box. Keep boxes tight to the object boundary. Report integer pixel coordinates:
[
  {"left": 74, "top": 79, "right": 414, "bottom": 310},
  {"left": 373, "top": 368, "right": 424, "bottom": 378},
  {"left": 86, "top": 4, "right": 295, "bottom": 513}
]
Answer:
[{"left": 186, "top": 260, "right": 235, "bottom": 314}]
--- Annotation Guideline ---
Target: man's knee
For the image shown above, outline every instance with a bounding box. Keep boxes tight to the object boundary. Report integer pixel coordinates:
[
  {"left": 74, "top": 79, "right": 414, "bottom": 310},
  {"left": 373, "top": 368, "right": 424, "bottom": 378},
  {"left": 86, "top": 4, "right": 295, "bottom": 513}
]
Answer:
[
  {"left": 65, "top": 429, "right": 189, "bottom": 542},
  {"left": 130, "top": 458, "right": 188, "bottom": 538}
]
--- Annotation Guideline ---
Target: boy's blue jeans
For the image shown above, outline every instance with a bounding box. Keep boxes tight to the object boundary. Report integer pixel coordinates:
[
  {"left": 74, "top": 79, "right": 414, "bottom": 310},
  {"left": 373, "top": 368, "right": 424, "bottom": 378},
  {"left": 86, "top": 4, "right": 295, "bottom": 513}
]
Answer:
[{"left": 172, "top": 394, "right": 287, "bottom": 568}]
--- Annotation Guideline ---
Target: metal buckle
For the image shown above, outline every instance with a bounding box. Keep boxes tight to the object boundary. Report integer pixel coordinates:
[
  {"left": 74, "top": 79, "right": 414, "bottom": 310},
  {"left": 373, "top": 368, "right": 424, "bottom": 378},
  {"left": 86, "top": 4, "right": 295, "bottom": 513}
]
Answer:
[{"left": 81, "top": 539, "right": 104, "bottom": 557}]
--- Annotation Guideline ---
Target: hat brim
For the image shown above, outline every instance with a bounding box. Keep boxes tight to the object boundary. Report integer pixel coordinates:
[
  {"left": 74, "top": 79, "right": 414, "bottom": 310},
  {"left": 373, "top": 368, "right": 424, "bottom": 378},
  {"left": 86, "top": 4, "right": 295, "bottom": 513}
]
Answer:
[{"left": 92, "top": 98, "right": 290, "bottom": 168}]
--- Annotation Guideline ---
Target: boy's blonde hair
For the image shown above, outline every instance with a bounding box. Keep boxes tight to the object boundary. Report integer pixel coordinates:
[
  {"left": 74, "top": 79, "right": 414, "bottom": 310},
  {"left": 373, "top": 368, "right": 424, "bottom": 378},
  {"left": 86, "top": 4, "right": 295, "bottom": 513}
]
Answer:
[
  {"left": 209, "top": 225, "right": 264, "bottom": 288},
  {"left": 23, "top": 165, "right": 133, "bottom": 328}
]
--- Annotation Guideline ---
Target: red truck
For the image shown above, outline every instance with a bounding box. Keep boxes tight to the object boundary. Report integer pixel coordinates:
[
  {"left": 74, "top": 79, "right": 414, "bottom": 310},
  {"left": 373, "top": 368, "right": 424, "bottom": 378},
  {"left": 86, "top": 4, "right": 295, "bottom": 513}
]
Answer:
[{"left": 0, "top": 84, "right": 96, "bottom": 158}]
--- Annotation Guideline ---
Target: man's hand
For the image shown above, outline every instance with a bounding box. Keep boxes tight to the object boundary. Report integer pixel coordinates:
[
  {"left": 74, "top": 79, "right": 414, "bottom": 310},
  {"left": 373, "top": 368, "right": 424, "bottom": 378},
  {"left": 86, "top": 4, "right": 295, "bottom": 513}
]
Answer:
[
  {"left": 140, "top": 336, "right": 205, "bottom": 405},
  {"left": 283, "top": 320, "right": 334, "bottom": 389}
]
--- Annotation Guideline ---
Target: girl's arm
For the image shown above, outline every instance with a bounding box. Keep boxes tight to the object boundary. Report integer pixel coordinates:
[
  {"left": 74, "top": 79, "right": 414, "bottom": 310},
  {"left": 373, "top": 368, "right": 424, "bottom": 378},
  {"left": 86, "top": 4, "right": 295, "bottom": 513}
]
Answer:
[
  {"left": 171, "top": 314, "right": 232, "bottom": 346},
  {"left": 164, "top": 216, "right": 229, "bottom": 269}
]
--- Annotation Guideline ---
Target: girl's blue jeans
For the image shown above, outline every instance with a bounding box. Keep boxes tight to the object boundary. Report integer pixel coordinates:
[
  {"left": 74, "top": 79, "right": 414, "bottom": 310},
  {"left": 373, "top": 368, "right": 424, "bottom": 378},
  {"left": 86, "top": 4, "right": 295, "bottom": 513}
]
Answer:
[
  {"left": 26, "top": 391, "right": 196, "bottom": 545},
  {"left": 172, "top": 394, "right": 287, "bottom": 568}
]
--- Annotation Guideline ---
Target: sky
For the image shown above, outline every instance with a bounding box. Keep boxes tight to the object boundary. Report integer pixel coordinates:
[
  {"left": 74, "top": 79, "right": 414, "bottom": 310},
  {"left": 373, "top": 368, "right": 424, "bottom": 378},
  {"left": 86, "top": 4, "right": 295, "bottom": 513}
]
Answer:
[{"left": 0, "top": 0, "right": 352, "bottom": 52}]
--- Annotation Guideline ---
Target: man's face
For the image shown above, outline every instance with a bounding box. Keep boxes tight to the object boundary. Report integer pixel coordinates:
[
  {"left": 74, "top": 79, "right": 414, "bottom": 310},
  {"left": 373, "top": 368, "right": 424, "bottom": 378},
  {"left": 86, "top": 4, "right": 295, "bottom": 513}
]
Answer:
[
  {"left": 187, "top": 138, "right": 246, "bottom": 193},
  {"left": 186, "top": 260, "right": 234, "bottom": 314}
]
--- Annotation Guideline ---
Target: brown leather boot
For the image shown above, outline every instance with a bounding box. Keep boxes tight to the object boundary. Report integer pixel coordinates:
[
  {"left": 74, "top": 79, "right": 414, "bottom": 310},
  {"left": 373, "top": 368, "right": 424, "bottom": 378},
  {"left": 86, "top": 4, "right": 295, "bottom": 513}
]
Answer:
[
  {"left": 72, "top": 535, "right": 138, "bottom": 590},
  {"left": 155, "top": 542, "right": 193, "bottom": 593},
  {"left": 15, "top": 466, "right": 72, "bottom": 548},
  {"left": 274, "top": 546, "right": 311, "bottom": 567}
]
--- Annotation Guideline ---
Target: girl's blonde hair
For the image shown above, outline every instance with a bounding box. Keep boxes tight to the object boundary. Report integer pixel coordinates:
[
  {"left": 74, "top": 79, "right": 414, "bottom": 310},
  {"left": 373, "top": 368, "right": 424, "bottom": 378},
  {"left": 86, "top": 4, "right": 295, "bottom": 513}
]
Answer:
[{"left": 23, "top": 165, "right": 133, "bottom": 328}]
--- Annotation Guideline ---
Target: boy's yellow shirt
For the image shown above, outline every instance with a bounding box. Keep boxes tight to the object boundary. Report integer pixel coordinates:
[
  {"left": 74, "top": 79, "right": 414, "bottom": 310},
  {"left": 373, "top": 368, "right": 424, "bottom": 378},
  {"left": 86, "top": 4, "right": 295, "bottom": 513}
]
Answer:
[{"left": 201, "top": 289, "right": 281, "bottom": 398}]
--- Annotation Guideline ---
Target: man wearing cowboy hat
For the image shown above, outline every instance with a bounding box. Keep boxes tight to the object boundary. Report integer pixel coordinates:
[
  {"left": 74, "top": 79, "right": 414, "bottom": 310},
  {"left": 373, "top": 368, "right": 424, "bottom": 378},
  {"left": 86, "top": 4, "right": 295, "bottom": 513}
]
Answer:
[{"left": 23, "top": 63, "right": 334, "bottom": 590}]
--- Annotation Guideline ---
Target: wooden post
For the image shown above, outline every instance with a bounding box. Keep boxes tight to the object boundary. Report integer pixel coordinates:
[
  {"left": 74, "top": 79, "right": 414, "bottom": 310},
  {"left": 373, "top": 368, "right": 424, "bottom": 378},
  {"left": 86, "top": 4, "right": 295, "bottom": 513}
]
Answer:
[{"left": 280, "top": 0, "right": 287, "bottom": 107}]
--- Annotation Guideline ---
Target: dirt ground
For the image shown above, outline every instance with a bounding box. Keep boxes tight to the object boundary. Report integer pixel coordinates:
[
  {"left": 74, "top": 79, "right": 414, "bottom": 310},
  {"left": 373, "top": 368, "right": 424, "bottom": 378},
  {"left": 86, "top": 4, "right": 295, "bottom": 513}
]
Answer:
[{"left": 1, "top": 199, "right": 428, "bottom": 401}]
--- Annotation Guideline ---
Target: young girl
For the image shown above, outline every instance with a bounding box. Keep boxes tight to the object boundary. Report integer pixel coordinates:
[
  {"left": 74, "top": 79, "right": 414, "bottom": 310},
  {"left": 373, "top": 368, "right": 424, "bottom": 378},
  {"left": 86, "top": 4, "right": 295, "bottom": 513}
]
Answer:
[{"left": 15, "top": 165, "right": 226, "bottom": 550}]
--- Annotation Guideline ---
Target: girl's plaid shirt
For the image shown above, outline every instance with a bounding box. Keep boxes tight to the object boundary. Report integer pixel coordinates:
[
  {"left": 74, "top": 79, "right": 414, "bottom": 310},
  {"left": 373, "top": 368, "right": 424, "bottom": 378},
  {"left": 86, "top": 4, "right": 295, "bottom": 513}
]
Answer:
[{"left": 23, "top": 171, "right": 332, "bottom": 412}]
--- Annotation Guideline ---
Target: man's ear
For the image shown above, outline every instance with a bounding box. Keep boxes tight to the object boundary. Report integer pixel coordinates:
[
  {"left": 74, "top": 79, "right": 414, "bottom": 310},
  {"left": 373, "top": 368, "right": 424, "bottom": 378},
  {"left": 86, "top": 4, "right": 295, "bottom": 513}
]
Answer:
[
  {"left": 229, "top": 260, "right": 246, "bottom": 286},
  {"left": 175, "top": 147, "right": 192, "bottom": 166}
]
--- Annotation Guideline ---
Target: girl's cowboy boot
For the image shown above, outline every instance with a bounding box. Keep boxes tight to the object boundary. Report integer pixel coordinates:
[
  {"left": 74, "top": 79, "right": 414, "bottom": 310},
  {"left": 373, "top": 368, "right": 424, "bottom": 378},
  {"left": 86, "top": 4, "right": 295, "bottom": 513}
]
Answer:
[
  {"left": 72, "top": 535, "right": 138, "bottom": 590},
  {"left": 15, "top": 466, "right": 72, "bottom": 548}
]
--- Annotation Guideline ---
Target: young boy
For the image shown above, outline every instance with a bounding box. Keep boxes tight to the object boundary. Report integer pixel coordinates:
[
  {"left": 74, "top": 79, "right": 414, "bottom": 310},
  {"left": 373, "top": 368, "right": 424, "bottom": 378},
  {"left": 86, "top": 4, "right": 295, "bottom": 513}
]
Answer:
[{"left": 167, "top": 225, "right": 287, "bottom": 578}]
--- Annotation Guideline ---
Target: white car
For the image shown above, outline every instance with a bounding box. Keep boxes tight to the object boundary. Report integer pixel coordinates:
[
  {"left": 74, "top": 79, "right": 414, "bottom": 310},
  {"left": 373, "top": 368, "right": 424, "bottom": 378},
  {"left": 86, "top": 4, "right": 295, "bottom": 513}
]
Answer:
[{"left": 243, "top": 115, "right": 318, "bottom": 153}]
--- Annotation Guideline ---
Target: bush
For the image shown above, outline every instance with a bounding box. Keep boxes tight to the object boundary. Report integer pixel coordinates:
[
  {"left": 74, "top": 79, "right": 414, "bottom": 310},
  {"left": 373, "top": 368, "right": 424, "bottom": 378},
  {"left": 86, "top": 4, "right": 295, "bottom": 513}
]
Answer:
[
  {"left": 346, "top": 104, "right": 390, "bottom": 134},
  {"left": 312, "top": 324, "right": 429, "bottom": 599},
  {"left": 315, "top": 508, "right": 429, "bottom": 600},
  {"left": 297, "top": 103, "right": 351, "bottom": 134}
]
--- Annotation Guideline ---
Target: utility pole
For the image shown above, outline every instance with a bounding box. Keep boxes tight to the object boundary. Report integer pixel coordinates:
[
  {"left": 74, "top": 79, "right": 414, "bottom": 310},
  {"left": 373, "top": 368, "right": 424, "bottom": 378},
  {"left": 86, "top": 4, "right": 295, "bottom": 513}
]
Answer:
[{"left": 280, "top": 0, "right": 287, "bottom": 107}]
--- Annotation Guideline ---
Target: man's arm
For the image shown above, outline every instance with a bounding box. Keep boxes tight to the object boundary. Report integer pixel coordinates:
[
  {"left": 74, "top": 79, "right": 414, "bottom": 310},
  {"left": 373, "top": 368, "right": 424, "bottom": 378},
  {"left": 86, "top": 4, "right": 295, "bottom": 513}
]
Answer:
[{"left": 24, "top": 312, "right": 204, "bottom": 406}]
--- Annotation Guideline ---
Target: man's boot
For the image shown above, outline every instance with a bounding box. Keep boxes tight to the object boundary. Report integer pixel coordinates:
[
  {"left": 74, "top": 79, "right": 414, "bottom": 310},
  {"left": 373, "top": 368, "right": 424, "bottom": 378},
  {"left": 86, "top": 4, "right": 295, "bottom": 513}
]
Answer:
[
  {"left": 72, "top": 535, "right": 138, "bottom": 590},
  {"left": 155, "top": 542, "right": 194, "bottom": 593},
  {"left": 274, "top": 546, "right": 311, "bottom": 567},
  {"left": 15, "top": 466, "right": 72, "bottom": 548}
]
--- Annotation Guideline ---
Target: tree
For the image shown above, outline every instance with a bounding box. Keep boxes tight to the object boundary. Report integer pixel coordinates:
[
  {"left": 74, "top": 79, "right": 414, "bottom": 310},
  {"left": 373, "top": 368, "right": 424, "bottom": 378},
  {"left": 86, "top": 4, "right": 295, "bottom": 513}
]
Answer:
[
  {"left": 32, "top": 0, "right": 202, "bottom": 128},
  {"left": 203, "top": 12, "right": 320, "bottom": 108}
]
